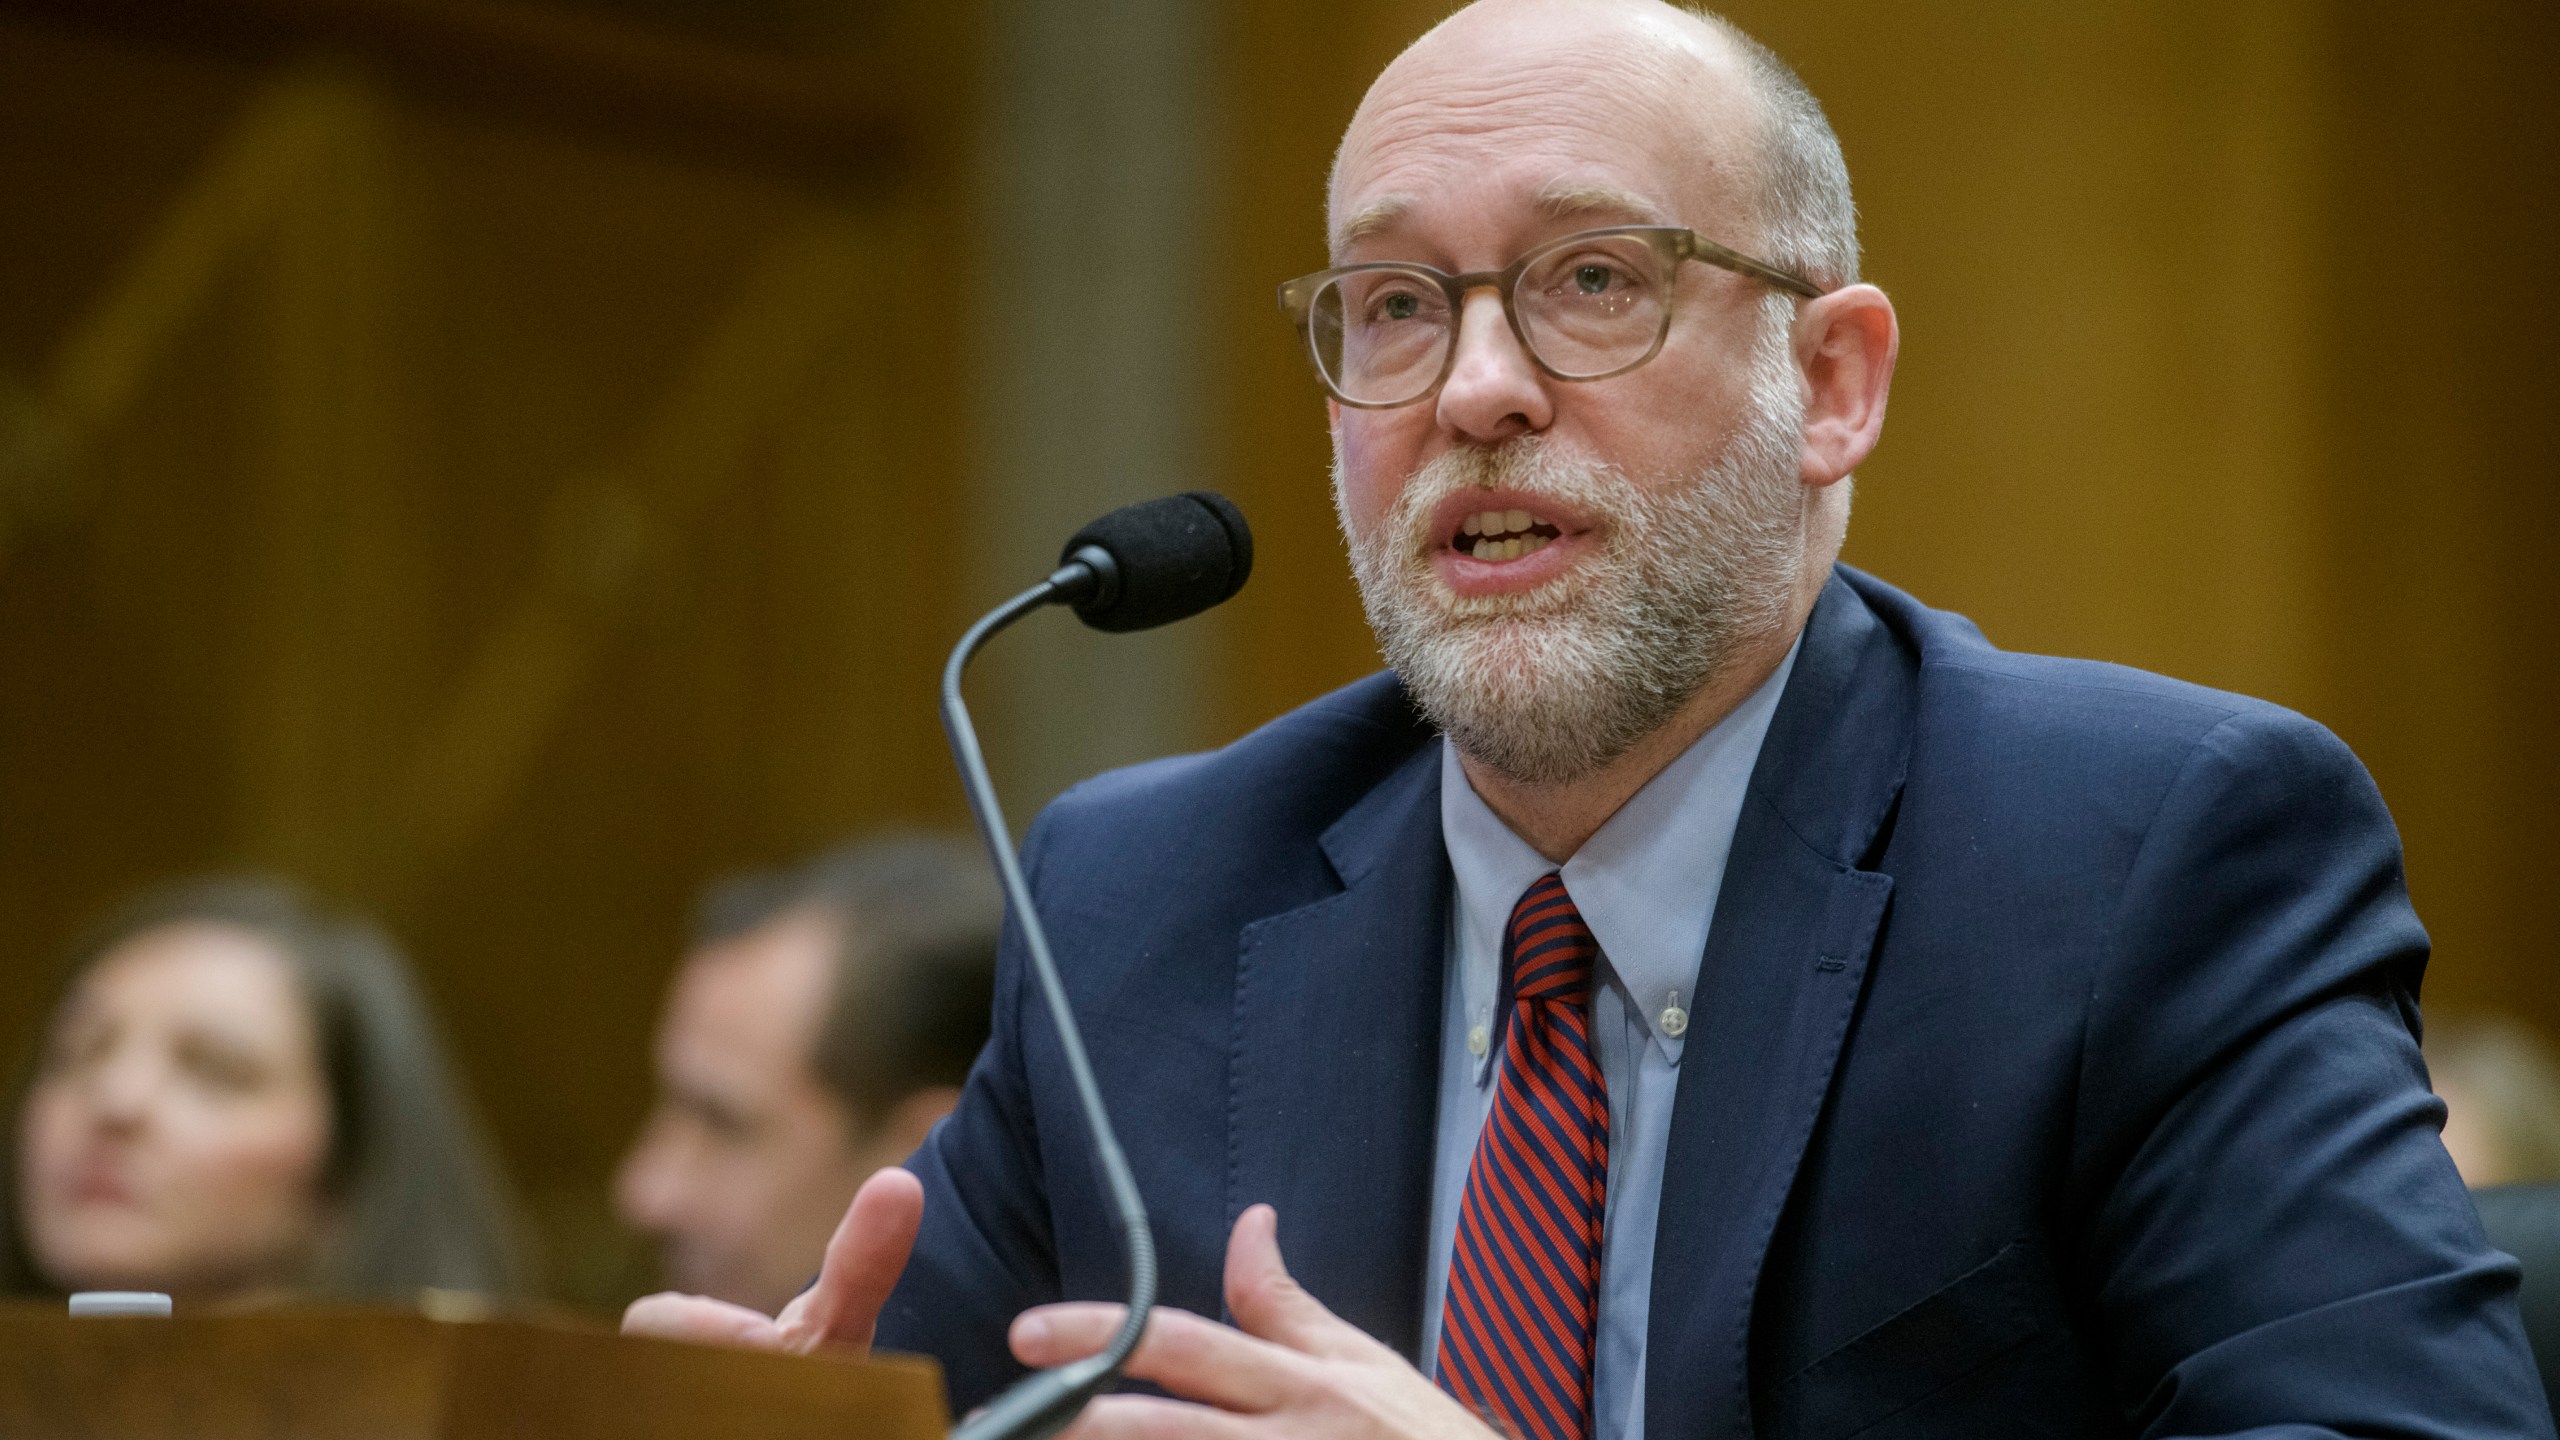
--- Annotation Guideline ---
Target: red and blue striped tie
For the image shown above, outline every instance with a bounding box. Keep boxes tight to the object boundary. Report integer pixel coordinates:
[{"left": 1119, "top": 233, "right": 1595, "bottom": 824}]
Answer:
[{"left": 1437, "top": 873, "right": 1609, "bottom": 1440}]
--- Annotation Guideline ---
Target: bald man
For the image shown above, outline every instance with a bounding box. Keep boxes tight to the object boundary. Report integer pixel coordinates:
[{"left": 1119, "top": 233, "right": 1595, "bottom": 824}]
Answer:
[{"left": 628, "top": 4, "right": 2549, "bottom": 1436}]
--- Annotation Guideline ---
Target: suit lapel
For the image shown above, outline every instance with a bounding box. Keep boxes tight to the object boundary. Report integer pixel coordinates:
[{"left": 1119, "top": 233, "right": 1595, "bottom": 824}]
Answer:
[
  {"left": 1227, "top": 734, "right": 1449, "bottom": 1360},
  {"left": 1646, "top": 576, "right": 1913, "bottom": 1440}
]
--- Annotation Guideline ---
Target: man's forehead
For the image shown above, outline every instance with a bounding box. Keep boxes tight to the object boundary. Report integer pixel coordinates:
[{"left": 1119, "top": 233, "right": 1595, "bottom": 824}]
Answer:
[
  {"left": 1333, "top": 179, "right": 1679, "bottom": 256},
  {"left": 1327, "top": 8, "right": 1759, "bottom": 257},
  {"left": 671, "top": 910, "right": 837, "bottom": 1046}
]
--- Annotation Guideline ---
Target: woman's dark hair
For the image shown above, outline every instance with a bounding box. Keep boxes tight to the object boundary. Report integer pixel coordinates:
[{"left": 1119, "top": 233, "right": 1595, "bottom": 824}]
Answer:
[{"left": 0, "top": 875, "right": 528, "bottom": 1301}]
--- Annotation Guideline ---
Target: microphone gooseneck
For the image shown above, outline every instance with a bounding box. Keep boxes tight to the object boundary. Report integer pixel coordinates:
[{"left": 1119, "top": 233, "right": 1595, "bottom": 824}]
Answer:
[{"left": 938, "top": 494, "right": 1251, "bottom": 1440}]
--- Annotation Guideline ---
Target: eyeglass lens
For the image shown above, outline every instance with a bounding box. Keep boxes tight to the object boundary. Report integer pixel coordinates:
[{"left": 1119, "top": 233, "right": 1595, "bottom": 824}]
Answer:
[{"left": 1307, "top": 232, "right": 1674, "bottom": 405}]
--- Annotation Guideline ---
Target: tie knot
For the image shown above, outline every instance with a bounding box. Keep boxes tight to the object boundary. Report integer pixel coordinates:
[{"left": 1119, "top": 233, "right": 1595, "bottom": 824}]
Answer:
[{"left": 1505, "top": 873, "right": 1597, "bottom": 1003}]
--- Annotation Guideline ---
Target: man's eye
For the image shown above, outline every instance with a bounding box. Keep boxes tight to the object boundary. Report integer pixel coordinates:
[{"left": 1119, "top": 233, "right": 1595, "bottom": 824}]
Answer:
[
  {"left": 1379, "top": 292, "right": 1422, "bottom": 321},
  {"left": 1573, "top": 263, "right": 1617, "bottom": 294}
]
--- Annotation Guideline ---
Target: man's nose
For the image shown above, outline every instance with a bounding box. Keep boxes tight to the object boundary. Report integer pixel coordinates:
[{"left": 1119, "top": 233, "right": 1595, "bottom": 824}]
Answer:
[{"left": 1434, "top": 288, "right": 1553, "bottom": 442}]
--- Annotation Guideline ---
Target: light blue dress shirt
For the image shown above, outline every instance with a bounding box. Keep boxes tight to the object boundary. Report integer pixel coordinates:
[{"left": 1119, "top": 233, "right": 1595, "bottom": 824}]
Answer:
[{"left": 1423, "top": 639, "right": 1798, "bottom": 1440}]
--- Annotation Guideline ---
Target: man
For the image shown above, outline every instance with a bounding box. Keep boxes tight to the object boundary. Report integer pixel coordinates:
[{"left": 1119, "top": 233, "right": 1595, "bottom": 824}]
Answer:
[
  {"left": 628, "top": 2, "right": 2553, "bottom": 1435},
  {"left": 614, "top": 834, "right": 997, "bottom": 1315}
]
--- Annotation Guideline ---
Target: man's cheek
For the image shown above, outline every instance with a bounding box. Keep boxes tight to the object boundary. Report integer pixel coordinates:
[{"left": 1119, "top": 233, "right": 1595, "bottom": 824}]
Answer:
[{"left": 1331, "top": 432, "right": 1404, "bottom": 537}]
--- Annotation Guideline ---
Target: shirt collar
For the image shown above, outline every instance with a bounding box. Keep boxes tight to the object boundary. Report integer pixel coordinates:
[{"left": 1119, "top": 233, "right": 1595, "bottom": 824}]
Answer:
[{"left": 1439, "top": 635, "right": 1801, "bottom": 1066}]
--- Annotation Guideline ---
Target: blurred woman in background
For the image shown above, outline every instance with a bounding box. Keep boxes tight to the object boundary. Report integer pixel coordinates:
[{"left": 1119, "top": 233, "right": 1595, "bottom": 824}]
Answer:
[{"left": 0, "top": 876, "right": 525, "bottom": 1305}]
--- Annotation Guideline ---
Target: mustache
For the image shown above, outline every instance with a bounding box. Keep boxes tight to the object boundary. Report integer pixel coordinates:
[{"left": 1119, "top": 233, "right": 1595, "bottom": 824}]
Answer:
[{"left": 1383, "top": 438, "right": 1630, "bottom": 559}]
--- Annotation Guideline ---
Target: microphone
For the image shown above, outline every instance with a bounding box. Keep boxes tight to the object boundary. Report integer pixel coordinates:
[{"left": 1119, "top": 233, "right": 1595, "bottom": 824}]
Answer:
[
  {"left": 938, "top": 493, "right": 1253, "bottom": 1440},
  {"left": 1051, "top": 490, "right": 1253, "bottom": 632}
]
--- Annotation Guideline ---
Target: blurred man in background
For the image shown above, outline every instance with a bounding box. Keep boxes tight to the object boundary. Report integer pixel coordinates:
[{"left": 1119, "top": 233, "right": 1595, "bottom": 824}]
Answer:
[{"left": 614, "top": 833, "right": 998, "bottom": 1316}]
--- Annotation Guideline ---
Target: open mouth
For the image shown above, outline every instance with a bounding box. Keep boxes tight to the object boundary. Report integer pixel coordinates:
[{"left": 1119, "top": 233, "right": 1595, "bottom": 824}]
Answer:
[{"left": 1451, "top": 507, "right": 1564, "bottom": 562}]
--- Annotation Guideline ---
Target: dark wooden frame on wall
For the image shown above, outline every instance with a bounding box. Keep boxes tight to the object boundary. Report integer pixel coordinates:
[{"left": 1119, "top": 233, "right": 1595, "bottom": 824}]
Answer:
[{"left": 0, "top": 0, "right": 908, "bottom": 194}]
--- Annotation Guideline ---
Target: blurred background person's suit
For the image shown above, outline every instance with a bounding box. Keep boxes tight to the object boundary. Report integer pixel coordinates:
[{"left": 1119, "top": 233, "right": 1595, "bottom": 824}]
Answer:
[
  {"left": 614, "top": 833, "right": 998, "bottom": 1316},
  {"left": 0, "top": 876, "right": 525, "bottom": 1305}
]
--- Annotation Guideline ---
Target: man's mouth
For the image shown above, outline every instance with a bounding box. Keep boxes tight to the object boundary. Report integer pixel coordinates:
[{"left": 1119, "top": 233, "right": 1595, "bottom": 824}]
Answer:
[
  {"left": 1450, "top": 508, "right": 1564, "bottom": 562},
  {"left": 1411, "top": 485, "right": 1593, "bottom": 601}
]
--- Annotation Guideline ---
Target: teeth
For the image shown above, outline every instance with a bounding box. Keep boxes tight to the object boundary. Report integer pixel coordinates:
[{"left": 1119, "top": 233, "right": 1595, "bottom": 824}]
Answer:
[{"left": 1457, "top": 510, "right": 1560, "bottom": 560}]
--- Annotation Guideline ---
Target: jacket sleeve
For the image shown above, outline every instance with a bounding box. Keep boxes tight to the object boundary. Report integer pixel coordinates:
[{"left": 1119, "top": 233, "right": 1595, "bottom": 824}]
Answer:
[
  {"left": 871, "top": 809, "right": 1063, "bottom": 1414},
  {"left": 2071, "top": 708, "right": 2552, "bottom": 1438}
]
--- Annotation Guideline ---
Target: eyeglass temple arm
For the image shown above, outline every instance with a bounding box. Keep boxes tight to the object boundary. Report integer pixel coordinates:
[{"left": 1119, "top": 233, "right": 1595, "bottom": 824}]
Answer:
[{"left": 1677, "top": 232, "right": 1826, "bottom": 299}]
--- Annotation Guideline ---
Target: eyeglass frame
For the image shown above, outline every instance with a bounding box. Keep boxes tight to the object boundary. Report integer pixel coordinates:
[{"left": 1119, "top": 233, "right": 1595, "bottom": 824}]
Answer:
[{"left": 1275, "top": 225, "right": 1828, "bottom": 410}]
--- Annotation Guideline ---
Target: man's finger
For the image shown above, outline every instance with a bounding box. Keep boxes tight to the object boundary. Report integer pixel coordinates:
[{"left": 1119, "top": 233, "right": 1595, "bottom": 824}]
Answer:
[
  {"left": 780, "top": 1166, "right": 925, "bottom": 1353},
  {"left": 621, "top": 1292, "right": 785, "bottom": 1349},
  {"left": 1223, "top": 1204, "right": 1371, "bottom": 1360},
  {"left": 1011, "top": 1303, "right": 1300, "bottom": 1413},
  {"left": 1055, "top": 1395, "right": 1265, "bottom": 1440}
]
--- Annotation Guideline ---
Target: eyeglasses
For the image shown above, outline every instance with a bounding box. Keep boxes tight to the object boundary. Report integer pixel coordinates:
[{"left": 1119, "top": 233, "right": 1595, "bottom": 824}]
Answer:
[{"left": 1276, "top": 225, "right": 1825, "bottom": 409}]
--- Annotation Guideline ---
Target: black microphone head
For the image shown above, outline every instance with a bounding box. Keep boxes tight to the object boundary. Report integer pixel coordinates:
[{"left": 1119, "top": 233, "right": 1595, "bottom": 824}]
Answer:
[{"left": 1058, "top": 491, "right": 1253, "bottom": 633}]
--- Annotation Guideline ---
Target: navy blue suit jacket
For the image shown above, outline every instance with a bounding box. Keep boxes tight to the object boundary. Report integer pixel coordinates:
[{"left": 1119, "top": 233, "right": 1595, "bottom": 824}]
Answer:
[{"left": 875, "top": 567, "right": 2552, "bottom": 1438}]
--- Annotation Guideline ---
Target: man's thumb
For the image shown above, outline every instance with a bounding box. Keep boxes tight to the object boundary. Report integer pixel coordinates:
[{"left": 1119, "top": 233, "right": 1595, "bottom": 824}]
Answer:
[
  {"left": 785, "top": 1166, "right": 924, "bottom": 1353},
  {"left": 1224, "top": 1204, "right": 1361, "bottom": 1357}
]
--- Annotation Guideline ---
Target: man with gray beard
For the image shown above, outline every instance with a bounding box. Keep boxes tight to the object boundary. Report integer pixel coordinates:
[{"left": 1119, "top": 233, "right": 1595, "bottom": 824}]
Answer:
[
  {"left": 628, "top": 2, "right": 2548, "bottom": 1436},
  {"left": 1346, "top": 303, "right": 1810, "bottom": 787}
]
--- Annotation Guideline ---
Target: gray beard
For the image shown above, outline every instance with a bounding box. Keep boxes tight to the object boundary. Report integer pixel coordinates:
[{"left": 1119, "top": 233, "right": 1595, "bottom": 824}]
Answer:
[{"left": 1336, "top": 308, "right": 1810, "bottom": 786}]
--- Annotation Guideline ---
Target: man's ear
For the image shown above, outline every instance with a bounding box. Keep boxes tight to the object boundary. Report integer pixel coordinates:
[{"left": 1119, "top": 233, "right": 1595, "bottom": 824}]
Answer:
[{"left": 1796, "top": 283, "right": 1898, "bottom": 488}]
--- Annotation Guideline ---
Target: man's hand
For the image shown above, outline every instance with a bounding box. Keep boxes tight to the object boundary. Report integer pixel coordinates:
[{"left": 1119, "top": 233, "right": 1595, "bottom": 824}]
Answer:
[
  {"left": 1008, "top": 1204, "right": 1500, "bottom": 1440},
  {"left": 621, "top": 1166, "right": 923, "bottom": 1353}
]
